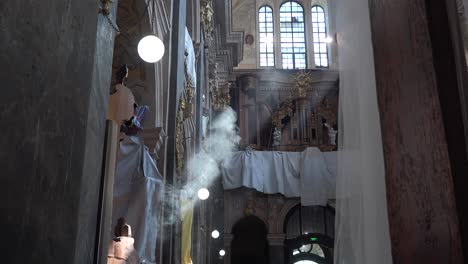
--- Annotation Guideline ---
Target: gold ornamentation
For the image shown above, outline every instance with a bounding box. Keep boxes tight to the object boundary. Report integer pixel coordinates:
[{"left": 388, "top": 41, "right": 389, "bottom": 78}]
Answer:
[
  {"left": 184, "top": 75, "right": 195, "bottom": 119},
  {"left": 201, "top": 0, "right": 214, "bottom": 38},
  {"left": 100, "top": 0, "right": 112, "bottom": 15},
  {"left": 271, "top": 97, "right": 294, "bottom": 128},
  {"left": 176, "top": 97, "right": 186, "bottom": 174},
  {"left": 212, "top": 83, "right": 231, "bottom": 111},
  {"left": 292, "top": 70, "right": 314, "bottom": 99}
]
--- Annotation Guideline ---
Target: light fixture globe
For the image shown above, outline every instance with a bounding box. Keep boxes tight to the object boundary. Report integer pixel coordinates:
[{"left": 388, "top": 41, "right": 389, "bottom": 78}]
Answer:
[
  {"left": 324, "top": 36, "right": 334, "bottom": 44},
  {"left": 211, "top": 230, "right": 220, "bottom": 239},
  {"left": 219, "top": 249, "right": 226, "bottom": 257},
  {"left": 137, "top": 35, "right": 165, "bottom": 63},
  {"left": 197, "top": 188, "right": 210, "bottom": 200}
]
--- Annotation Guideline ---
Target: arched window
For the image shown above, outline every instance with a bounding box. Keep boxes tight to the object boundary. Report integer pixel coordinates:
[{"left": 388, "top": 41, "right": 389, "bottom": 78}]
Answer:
[
  {"left": 280, "top": 1, "right": 306, "bottom": 69},
  {"left": 259, "top": 6, "right": 275, "bottom": 67},
  {"left": 311, "top": 6, "right": 328, "bottom": 67}
]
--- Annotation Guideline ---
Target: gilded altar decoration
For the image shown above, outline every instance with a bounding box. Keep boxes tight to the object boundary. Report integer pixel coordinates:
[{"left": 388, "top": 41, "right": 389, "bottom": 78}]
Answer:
[
  {"left": 201, "top": 0, "right": 214, "bottom": 38},
  {"left": 212, "top": 82, "right": 231, "bottom": 111},
  {"left": 184, "top": 75, "right": 195, "bottom": 119},
  {"left": 176, "top": 97, "right": 186, "bottom": 174},
  {"left": 271, "top": 97, "right": 294, "bottom": 128},
  {"left": 292, "top": 70, "right": 314, "bottom": 99}
]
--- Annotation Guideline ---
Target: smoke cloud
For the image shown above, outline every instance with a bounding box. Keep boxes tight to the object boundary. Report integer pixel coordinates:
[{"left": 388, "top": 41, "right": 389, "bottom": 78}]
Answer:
[
  {"left": 163, "top": 107, "right": 240, "bottom": 223},
  {"left": 183, "top": 107, "right": 240, "bottom": 202}
]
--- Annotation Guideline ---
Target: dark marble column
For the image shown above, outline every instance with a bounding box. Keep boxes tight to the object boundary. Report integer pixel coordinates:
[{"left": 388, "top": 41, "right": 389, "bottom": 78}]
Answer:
[
  {"left": 369, "top": 0, "right": 464, "bottom": 262},
  {"left": 223, "top": 234, "right": 233, "bottom": 264},
  {"left": 163, "top": 0, "right": 187, "bottom": 263},
  {"left": 0, "top": 0, "right": 116, "bottom": 263}
]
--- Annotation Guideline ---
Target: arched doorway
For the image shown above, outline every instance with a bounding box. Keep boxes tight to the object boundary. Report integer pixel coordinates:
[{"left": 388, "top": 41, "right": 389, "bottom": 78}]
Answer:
[{"left": 231, "top": 216, "right": 270, "bottom": 264}]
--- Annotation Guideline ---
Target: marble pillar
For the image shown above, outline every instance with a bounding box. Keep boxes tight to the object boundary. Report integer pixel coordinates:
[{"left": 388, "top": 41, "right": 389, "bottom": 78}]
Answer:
[
  {"left": 268, "top": 233, "right": 286, "bottom": 264},
  {"left": 223, "top": 234, "right": 233, "bottom": 264}
]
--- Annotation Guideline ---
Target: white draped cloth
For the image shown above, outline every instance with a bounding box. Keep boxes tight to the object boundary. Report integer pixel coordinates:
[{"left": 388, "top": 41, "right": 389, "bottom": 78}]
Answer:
[
  {"left": 334, "top": 0, "right": 393, "bottom": 262},
  {"left": 221, "top": 148, "right": 336, "bottom": 206},
  {"left": 112, "top": 136, "right": 163, "bottom": 264}
]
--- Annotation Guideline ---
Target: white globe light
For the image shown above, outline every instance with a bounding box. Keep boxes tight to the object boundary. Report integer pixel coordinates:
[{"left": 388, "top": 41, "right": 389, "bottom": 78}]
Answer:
[
  {"left": 219, "top": 249, "right": 226, "bottom": 257},
  {"left": 211, "top": 230, "right": 220, "bottom": 239},
  {"left": 137, "top": 35, "right": 165, "bottom": 63},
  {"left": 197, "top": 188, "right": 210, "bottom": 200},
  {"left": 324, "top": 36, "right": 334, "bottom": 44}
]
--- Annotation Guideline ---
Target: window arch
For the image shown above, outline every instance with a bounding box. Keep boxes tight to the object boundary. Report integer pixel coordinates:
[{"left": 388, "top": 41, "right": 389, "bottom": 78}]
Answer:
[
  {"left": 311, "top": 5, "right": 328, "bottom": 67},
  {"left": 259, "top": 6, "right": 275, "bottom": 67},
  {"left": 280, "top": 1, "right": 306, "bottom": 69}
]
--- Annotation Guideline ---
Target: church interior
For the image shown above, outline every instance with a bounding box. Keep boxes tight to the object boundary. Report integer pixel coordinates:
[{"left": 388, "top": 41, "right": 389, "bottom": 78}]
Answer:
[{"left": 1, "top": 0, "right": 468, "bottom": 263}]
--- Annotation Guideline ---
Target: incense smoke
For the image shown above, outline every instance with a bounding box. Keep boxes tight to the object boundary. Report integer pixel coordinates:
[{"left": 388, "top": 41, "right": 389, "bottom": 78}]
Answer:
[
  {"left": 184, "top": 107, "right": 240, "bottom": 201},
  {"left": 164, "top": 107, "right": 240, "bottom": 222}
]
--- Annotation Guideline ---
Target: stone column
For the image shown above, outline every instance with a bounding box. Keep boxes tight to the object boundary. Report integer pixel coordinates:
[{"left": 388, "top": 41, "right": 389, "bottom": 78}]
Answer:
[
  {"left": 163, "top": 0, "right": 187, "bottom": 263},
  {"left": 267, "top": 233, "right": 286, "bottom": 264},
  {"left": 223, "top": 234, "right": 233, "bottom": 264},
  {"left": 0, "top": 0, "right": 117, "bottom": 263},
  {"left": 369, "top": 0, "right": 464, "bottom": 262},
  {"left": 238, "top": 75, "right": 258, "bottom": 147}
]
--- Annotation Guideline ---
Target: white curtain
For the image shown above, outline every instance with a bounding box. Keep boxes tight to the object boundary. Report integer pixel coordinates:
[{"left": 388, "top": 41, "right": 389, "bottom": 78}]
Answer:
[{"left": 334, "top": 0, "right": 393, "bottom": 263}]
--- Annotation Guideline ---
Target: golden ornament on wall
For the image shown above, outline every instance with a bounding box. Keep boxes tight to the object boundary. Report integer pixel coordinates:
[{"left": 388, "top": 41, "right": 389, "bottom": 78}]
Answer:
[{"left": 292, "top": 70, "right": 314, "bottom": 99}]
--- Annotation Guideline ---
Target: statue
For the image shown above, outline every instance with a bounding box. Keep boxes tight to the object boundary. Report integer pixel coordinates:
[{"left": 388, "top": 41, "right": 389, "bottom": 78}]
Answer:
[
  {"left": 201, "top": 0, "right": 214, "bottom": 37},
  {"left": 272, "top": 127, "right": 282, "bottom": 147},
  {"left": 107, "top": 218, "right": 140, "bottom": 264},
  {"left": 324, "top": 123, "right": 338, "bottom": 145},
  {"left": 108, "top": 64, "right": 135, "bottom": 125}
]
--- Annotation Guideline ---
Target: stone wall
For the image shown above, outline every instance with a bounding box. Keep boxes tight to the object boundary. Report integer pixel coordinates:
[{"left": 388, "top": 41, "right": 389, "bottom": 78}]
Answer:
[{"left": 0, "top": 0, "right": 116, "bottom": 263}]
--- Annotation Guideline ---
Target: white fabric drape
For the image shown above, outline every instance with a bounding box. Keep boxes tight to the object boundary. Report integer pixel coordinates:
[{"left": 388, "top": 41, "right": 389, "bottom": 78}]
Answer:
[
  {"left": 112, "top": 136, "right": 163, "bottom": 264},
  {"left": 334, "top": 0, "right": 393, "bottom": 263},
  {"left": 221, "top": 148, "right": 337, "bottom": 206}
]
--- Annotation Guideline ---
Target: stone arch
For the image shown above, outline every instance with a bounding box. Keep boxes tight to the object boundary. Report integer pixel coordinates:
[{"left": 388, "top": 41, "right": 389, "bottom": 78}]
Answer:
[{"left": 273, "top": 199, "right": 300, "bottom": 233}]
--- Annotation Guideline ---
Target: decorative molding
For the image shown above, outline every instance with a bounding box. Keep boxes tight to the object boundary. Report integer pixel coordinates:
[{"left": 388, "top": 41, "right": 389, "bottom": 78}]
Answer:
[
  {"left": 203, "top": 0, "right": 244, "bottom": 106},
  {"left": 293, "top": 70, "right": 315, "bottom": 99},
  {"left": 201, "top": 0, "right": 215, "bottom": 39},
  {"left": 271, "top": 97, "right": 294, "bottom": 128},
  {"left": 212, "top": 82, "right": 232, "bottom": 111},
  {"left": 176, "top": 97, "right": 186, "bottom": 174}
]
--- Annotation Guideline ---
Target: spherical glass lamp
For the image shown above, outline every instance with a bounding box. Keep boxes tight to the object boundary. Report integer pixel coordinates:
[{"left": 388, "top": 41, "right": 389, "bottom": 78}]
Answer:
[
  {"left": 137, "top": 35, "right": 165, "bottom": 63},
  {"left": 197, "top": 188, "right": 210, "bottom": 200},
  {"left": 211, "top": 230, "right": 220, "bottom": 239},
  {"left": 324, "top": 36, "right": 334, "bottom": 44},
  {"left": 219, "top": 249, "right": 226, "bottom": 257}
]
